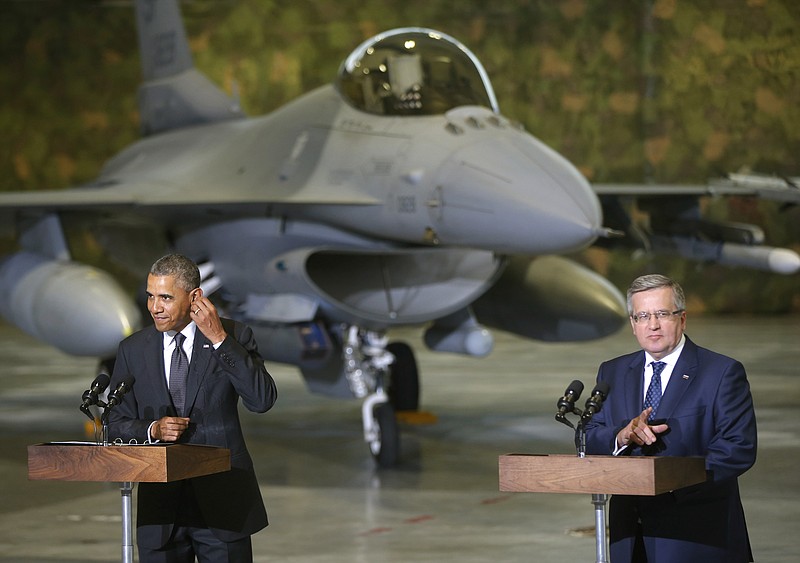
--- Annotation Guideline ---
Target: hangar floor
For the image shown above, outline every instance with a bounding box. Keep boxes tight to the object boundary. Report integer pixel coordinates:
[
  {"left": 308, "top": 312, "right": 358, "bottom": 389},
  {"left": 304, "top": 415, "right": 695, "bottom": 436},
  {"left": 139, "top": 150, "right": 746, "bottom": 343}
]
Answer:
[{"left": 0, "top": 315, "right": 797, "bottom": 562}]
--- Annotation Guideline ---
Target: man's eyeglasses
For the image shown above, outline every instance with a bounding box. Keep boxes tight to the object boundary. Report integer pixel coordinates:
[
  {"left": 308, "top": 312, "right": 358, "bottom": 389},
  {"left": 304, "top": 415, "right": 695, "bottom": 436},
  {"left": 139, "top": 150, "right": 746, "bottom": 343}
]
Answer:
[{"left": 631, "top": 310, "right": 684, "bottom": 323}]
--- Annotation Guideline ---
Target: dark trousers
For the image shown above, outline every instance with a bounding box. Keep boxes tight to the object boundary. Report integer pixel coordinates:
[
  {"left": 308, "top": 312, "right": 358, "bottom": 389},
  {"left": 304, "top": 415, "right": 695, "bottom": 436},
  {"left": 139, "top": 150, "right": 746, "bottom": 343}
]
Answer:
[
  {"left": 138, "top": 481, "right": 254, "bottom": 563},
  {"left": 138, "top": 527, "right": 253, "bottom": 563}
]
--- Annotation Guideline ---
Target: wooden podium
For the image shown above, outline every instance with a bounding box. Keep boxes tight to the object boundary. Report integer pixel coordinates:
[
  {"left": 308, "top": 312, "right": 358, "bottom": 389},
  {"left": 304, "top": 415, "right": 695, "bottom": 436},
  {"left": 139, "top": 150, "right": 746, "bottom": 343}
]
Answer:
[
  {"left": 499, "top": 453, "right": 706, "bottom": 495},
  {"left": 28, "top": 443, "right": 231, "bottom": 563},
  {"left": 28, "top": 442, "right": 230, "bottom": 482},
  {"left": 499, "top": 454, "right": 706, "bottom": 562}
]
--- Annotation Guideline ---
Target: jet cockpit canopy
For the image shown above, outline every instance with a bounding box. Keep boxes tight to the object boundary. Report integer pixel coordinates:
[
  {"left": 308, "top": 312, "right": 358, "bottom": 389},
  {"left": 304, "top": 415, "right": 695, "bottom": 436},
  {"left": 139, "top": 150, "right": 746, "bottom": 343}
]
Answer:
[{"left": 337, "top": 28, "right": 499, "bottom": 117}]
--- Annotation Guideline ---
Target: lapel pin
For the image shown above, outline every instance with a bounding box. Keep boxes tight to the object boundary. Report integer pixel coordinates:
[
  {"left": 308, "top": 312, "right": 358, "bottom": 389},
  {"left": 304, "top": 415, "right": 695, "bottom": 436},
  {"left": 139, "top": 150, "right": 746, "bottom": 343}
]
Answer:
[
  {"left": 682, "top": 374, "right": 689, "bottom": 380},
  {"left": 203, "top": 344, "right": 210, "bottom": 349}
]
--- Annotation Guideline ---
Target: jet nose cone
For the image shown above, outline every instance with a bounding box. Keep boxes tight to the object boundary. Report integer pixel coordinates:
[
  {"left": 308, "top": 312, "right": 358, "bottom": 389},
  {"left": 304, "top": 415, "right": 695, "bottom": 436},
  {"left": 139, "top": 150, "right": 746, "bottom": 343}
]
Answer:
[{"left": 432, "top": 120, "right": 601, "bottom": 254}]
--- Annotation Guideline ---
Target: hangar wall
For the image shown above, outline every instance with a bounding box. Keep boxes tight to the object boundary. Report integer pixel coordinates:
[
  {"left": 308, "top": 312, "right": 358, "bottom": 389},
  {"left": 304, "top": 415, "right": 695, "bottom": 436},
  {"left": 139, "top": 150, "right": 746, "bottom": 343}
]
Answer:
[{"left": 2, "top": 0, "right": 798, "bottom": 311}]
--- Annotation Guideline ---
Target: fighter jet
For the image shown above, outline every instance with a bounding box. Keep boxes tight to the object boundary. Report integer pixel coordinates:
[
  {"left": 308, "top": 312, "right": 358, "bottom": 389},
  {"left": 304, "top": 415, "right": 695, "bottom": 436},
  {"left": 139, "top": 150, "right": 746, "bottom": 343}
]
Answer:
[{"left": 1, "top": 0, "right": 797, "bottom": 466}]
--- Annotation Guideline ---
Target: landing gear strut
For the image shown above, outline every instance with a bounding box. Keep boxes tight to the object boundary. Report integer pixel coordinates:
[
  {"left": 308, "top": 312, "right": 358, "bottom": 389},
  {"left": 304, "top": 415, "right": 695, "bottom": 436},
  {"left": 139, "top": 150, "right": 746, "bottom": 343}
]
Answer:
[
  {"left": 343, "top": 327, "right": 401, "bottom": 467},
  {"left": 362, "top": 385, "right": 399, "bottom": 467}
]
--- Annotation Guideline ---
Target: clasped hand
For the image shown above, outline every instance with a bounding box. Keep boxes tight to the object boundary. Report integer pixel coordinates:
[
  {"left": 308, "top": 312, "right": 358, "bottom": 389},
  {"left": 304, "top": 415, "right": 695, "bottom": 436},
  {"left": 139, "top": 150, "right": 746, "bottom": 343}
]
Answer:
[
  {"left": 617, "top": 407, "right": 669, "bottom": 448},
  {"left": 151, "top": 416, "right": 190, "bottom": 442}
]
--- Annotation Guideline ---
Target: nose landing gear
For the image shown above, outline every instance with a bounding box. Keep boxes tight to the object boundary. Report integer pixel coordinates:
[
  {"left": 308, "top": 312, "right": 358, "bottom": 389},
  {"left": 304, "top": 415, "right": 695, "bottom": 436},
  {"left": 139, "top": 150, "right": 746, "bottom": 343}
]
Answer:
[{"left": 343, "top": 326, "right": 406, "bottom": 467}]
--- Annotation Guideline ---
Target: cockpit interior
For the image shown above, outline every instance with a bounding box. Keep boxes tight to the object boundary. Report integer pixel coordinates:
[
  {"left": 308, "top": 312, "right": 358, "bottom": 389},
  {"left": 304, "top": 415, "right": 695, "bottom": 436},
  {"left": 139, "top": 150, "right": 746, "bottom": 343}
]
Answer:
[{"left": 337, "top": 28, "right": 499, "bottom": 116}]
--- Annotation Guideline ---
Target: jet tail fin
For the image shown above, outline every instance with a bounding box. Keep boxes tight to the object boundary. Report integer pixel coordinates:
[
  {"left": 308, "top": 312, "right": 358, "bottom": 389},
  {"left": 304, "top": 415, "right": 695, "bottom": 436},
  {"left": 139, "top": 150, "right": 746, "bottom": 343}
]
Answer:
[{"left": 134, "top": 0, "right": 244, "bottom": 136}]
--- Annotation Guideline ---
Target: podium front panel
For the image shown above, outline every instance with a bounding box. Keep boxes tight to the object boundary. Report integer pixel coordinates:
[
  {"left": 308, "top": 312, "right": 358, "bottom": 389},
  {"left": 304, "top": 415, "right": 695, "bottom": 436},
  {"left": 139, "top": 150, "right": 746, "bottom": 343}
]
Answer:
[
  {"left": 499, "top": 454, "right": 706, "bottom": 496},
  {"left": 28, "top": 443, "right": 230, "bottom": 483}
]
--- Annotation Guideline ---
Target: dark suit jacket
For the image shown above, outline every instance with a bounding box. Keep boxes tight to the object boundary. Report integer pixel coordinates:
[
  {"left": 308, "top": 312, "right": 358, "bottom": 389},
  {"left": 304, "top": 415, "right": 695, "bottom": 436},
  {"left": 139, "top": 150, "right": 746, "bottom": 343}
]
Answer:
[
  {"left": 108, "top": 318, "right": 277, "bottom": 549},
  {"left": 584, "top": 335, "right": 757, "bottom": 562}
]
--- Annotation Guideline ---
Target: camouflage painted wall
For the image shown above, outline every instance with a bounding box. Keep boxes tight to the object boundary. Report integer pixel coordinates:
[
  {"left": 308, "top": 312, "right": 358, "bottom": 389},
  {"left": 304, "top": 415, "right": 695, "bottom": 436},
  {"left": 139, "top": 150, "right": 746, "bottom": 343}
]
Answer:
[{"left": 2, "top": 0, "right": 798, "bottom": 311}]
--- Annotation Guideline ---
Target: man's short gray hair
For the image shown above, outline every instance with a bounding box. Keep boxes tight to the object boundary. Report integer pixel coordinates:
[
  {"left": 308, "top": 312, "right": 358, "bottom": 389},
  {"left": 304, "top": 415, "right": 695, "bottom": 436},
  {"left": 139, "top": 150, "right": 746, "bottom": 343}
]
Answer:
[{"left": 626, "top": 274, "right": 686, "bottom": 315}]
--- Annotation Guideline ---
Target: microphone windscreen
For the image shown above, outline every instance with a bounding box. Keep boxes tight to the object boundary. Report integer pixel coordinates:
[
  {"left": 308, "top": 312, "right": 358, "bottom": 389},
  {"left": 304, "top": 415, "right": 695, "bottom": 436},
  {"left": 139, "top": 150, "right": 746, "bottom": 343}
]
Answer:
[
  {"left": 94, "top": 373, "right": 111, "bottom": 391},
  {"left": 594, "top": 381, "right": 610, "bottom": 397},
  {"left": 567, "top": 380, "right": 584, "bottom": 397}
]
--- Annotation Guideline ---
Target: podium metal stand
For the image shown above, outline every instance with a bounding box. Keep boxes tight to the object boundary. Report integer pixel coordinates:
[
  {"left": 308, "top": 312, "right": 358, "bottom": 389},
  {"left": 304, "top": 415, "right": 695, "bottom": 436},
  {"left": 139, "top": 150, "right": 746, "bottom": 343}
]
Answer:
[
  {"left": 28, "top": 443, "right": 231, "bottom": 563},
  {"left": 499, "top": 454, "right": 706, "bottom": 562}
]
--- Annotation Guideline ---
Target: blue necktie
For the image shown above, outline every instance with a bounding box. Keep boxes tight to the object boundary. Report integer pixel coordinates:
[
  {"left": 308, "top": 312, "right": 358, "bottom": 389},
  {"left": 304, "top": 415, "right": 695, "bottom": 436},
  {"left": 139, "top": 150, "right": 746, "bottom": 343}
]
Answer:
[
  {"left": 169, "top": 333, "right": 189, "bottom": 416},
  {"left": 644, "top": 361, "right": 666, "bottom": 421}
]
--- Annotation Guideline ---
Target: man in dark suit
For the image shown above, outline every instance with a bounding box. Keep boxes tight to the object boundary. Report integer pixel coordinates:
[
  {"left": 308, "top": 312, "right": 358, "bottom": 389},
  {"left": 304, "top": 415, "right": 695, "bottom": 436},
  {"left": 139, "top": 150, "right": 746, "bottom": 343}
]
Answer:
[
  {"left": 108, "top": 254, "right": 278, "bottom": 563},
  {"left": 584, "top": 274, "right": 756, "bottom": 562}
]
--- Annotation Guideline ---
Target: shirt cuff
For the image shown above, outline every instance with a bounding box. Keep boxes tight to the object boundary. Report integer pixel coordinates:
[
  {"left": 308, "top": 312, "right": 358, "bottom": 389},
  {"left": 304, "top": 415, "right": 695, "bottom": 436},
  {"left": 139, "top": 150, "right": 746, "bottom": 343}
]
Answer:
[
  {"left": 147, "top": 420, "right": 160, "bottom": 444},
  {"left": 612, "top": 440, "right": 628, "bottom": 456}
]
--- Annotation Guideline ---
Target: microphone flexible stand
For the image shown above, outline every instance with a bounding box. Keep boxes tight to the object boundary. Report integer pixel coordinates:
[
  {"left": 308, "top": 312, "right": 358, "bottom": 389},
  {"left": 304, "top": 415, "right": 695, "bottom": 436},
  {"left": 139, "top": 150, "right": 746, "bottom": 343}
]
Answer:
[{"left": 99, "top": 403, "right": 112, "bottom": 447}]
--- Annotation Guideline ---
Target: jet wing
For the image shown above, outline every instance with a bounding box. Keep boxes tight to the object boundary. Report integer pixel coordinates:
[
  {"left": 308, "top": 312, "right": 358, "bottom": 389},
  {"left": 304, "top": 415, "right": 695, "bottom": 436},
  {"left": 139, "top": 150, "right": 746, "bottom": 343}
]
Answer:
[
  {"left": 0, "top": 181, "right": 381, "bottom": 214},
  {"left": 594, "top": 172, "right": 800, "bottom": 204},
  {"left": 591, "top": 172, "right": 800, "bottom": 274}
]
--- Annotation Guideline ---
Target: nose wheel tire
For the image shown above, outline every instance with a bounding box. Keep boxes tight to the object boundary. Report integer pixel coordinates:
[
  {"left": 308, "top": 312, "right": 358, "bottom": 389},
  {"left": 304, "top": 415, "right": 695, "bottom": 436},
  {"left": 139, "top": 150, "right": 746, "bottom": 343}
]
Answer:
[
  {"left": 387, "top": 341, "right": 420, "bottom": 412},
  {"left": 370, "top": 402, "right": 400, "bottom": 468}
]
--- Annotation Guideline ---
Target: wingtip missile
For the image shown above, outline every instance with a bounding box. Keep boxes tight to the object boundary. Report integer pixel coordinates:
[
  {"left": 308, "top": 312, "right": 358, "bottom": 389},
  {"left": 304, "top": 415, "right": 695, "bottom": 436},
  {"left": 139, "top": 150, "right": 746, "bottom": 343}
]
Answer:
[
  {"left": 719, "top": 245, "right": 800, "bottom": 275},
  {"left": 652, "top": 236, "right": 800, "bottom": 275}
]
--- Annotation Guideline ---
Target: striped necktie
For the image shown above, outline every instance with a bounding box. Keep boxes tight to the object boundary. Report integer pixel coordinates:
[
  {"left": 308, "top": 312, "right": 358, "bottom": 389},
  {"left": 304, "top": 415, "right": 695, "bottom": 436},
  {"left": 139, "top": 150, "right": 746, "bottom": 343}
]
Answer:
[
  {"left": 644, "top": 361, "right": 666, "bottom": 421},
  {"left": 169, "top": 333, "right": 189, "bottom": 416}
]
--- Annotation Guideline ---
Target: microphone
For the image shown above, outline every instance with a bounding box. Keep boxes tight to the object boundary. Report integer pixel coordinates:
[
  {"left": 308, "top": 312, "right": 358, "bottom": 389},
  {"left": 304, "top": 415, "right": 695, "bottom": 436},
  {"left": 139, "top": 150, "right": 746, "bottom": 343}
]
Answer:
[
  {"left": 556, "top": 380, "right": 584, "bottom": 418},
  {"left": 81, "top": 373, "right": 111, "bottom": 406},
  {"left": 580, "top": 381, "right": 610, "bottom": 423},
  {"left": 79, "top": 373, "right": 111, "bottom": 420},
  {"left": 106, "top": 376, "right": 136, "bottom": 409}
]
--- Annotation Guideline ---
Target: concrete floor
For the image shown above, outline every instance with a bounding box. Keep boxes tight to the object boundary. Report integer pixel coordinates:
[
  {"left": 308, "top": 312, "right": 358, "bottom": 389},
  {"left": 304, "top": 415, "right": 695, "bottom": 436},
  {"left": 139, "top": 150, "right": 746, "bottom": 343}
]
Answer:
[{"left": 0, "top": 315, "right": 797, "bottom": 562}]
